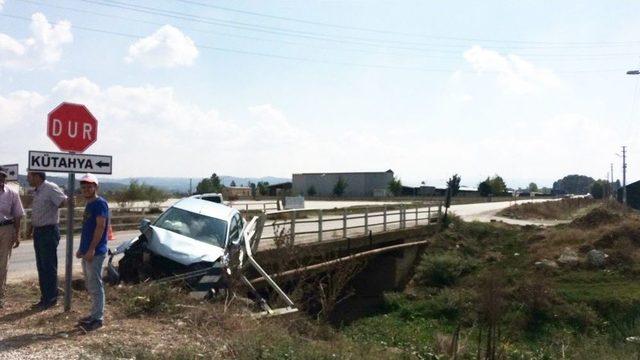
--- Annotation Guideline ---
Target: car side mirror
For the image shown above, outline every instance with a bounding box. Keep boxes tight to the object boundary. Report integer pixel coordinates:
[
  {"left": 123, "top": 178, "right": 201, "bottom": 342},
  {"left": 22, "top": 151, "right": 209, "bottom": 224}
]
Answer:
[{"left": 139, "top": 218, "right": 151, "bottom": 232}]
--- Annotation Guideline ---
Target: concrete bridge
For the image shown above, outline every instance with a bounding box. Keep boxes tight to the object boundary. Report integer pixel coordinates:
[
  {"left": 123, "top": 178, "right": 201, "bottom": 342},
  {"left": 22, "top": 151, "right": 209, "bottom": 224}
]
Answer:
[{"left": 8, "top": 199, "right": 552, "bottom": 282}]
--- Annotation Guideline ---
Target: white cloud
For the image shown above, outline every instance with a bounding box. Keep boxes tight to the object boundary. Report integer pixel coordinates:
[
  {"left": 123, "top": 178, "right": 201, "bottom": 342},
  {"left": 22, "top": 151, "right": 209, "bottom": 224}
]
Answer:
[
  {"left": 0, "top": 77, "right": 413, "bottom": 179},
  {"left": 0, "top": 1, "right": 5, "bottom": 11},
  {"left": 125, "top": 25, "right": 198, "bottom": 68},
  {"left": 0, "top": 76, "right": 622, "bottom": 185},
  {"left": 0, "top": 12, "right": 73, "bottom": 70},
  {"left": 463, "top": 45, "right": 563, "bottom": 95},
  {"left": 0, "top": 90, "right": 47, "bottom": 126}
]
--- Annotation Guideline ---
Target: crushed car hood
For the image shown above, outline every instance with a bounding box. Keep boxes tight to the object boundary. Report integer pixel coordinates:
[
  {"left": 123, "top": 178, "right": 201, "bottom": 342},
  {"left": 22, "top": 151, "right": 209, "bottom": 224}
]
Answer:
[{"left": 144, "top": 225, "right": 225, "bottom": 266}]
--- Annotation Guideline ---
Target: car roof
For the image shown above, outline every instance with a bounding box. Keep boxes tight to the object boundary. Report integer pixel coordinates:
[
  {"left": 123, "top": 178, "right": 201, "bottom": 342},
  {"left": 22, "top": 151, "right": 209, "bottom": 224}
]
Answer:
[{"left": 172, "top": 197, "right": 237, "bottom": 221}]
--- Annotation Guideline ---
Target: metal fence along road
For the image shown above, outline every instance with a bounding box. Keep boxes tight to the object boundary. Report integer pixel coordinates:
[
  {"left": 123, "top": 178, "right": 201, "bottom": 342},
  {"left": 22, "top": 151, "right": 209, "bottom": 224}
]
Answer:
[
  {"left": 260, "top": 204, "right": 441, "bottom": 246},
  {"left": 18, "top": 202, "right": 439, "bottom": 244}
]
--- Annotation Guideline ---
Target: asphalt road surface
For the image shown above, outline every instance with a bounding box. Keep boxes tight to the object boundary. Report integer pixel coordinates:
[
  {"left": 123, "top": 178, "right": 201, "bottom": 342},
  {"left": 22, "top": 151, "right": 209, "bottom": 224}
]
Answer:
[{"left": 7, "top": 199, "right": 552, "bottom": 282}]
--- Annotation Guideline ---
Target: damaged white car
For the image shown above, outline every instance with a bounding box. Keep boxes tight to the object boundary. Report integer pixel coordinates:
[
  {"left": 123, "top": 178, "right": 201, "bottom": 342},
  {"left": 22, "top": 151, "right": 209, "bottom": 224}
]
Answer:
[{"left": 108, "top": 197, "right": 296, "bottom": 316}]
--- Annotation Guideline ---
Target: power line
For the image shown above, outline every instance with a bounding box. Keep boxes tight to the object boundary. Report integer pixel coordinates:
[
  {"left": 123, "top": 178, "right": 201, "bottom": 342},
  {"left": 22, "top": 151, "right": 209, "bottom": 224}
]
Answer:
[
  {"left": 0, "top": 12, "right": 451, "bottom": 72},
  {"left": 17, "top": 0, "right": 639, "bottom": 62},
  {"left": 171, "top": 0, "right": 640, "bottom": 47},
  {"left": 0, "top": 12, "right": 629, "bottom": 74},
  {"left": 72, "top": 0, "right": 640, "bottom": 53}
]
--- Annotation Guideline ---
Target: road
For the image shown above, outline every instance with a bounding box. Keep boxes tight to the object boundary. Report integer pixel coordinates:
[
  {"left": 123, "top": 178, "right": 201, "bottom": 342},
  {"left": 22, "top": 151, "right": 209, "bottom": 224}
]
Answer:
[{"left": 7, "top": 199, "right": 552, "bottom": 282}]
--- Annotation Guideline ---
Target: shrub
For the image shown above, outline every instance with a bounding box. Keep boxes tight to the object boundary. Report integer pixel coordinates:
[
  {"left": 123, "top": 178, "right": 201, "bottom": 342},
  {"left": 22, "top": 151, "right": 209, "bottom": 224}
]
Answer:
[
  {"left": 385, "top": 289, "right": 475, "bottom": 323},
  {"left": 120, "top": 284, "right": 180, "bottom": 316},
  {"left": 513, "top": 277, "right": 560, "bottom": 334},
  {"left": 558, "top": 302, "right": 600, "bottom": 333},
  {"left": 414, "top": 252, "right": 477, "bottom": 287}
]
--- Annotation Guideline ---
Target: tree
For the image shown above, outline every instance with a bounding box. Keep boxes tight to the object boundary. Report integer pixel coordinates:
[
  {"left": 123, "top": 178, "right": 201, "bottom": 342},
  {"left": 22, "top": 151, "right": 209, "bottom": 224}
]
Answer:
[
  {"left": 249, "top": 182, "right": 257, "bottom": 198},
  {"left": 552, "top": 175, "right": 595, "bottom": 195},
  {"left": 528, "top": 183, "right": 539, "bottom": 192},
  {"left": 333, "top": 177, "right": 348, "bottom": 197},
  {"left": 196, "top": 173, "right": 223, "bottom": 194},
  {"left": 230, "top": 180, "right": 237, "bottom": 187},
  {"left": 590, "top": 181, "right": 605, "bottom": 199},
  {"left": 478, "top": 175, "right": 506, "bottom": 197},
  {"left": 443, "top": 174, "right": 461, "bottom": 227},
  {"left": 488, "top": 175, "right": 507, "bottom": 195},
  {"left": 307, "top": 185, "right": 317, "bottom": 196},
  {"left": 388, "top": 177, "right": 402, "bottom": 196},
  {"left": 447, "top": 174, "right": 461, "bottom": 198},
  {"left": 478, "top": 178, "right": 492, "bottom": 197},
  {"left": 113, "top": 180, "right": 169, "bottom": 206},
  {"left": 257, "top": 181, "right": 269, "bottom": 196}
]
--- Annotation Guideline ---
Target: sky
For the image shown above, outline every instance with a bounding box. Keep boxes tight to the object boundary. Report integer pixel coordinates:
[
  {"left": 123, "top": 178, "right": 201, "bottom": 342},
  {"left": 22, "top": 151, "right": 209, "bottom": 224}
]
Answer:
[{"left": 1, "top": 0, "right": 640, "bottom": 188}]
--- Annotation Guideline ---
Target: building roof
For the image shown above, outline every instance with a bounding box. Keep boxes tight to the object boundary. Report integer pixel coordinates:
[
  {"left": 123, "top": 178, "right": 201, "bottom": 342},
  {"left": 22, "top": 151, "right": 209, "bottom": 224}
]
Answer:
[{"left": 293, "top": 169, "right": 394, "bottom": 176}]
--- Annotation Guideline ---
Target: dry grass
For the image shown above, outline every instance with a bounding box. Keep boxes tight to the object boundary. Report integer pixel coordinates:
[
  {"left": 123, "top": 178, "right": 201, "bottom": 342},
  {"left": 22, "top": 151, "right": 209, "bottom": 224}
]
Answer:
[
  {"left": 529, "top": 203, "right": 640, "bottom": 264},
  {"left": 498, "top": 198, "right": 599, "bottom": 220},
  {"left": 0, "top": 271, "right": 395, "bottom": 359},
  {"left": 0, "top": 280, "right": 247, "bottom": 359}
]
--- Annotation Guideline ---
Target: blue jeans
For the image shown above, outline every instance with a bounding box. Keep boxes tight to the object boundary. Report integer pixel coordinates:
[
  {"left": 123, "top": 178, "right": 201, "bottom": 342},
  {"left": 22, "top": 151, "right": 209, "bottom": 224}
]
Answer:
[
  {"left": 82, "top": 253, "right": 106, "bottom": 321},
  {"left": 33, "top": 225, "right": 60, "bottom": 304}
]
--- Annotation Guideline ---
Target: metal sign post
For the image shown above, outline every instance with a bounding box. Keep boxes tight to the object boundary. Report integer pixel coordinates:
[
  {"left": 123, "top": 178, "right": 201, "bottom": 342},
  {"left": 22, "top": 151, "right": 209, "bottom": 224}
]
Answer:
[
  {"left": 41, "top": 102, "right": 102, "bottom": 312},
  {"left": 64, "top": 173, "right": 75, "bottom": 311}
]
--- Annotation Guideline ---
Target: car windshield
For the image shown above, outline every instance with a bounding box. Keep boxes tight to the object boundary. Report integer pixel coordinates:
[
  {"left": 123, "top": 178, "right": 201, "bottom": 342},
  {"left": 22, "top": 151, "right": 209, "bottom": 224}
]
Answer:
[{"left": 154, "top": 207, "right": 228, "bottom": 248}]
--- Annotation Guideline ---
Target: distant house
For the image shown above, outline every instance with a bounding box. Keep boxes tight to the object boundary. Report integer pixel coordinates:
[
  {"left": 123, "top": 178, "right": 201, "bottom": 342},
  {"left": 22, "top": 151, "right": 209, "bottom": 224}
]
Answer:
[
  {"left": 434, "top": 185, "right": 479, "bottom": 197},
  {"left": 292, "top": 170, "right": 394, "bottom": 197},
  {"left": 221, "top": 186, "right": 251, "bottom": 200},
  {"left": 267, "top": 182, "right": 292, "bottom": 197}
]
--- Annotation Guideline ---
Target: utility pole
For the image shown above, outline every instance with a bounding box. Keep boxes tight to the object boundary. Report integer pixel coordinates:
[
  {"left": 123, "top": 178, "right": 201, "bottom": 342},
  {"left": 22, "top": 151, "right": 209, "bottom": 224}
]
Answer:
[
  {"left": 623, "top": 146, "right": 627, "bottom": 205},
  {"left": 611, "top": 163, "right": 614, "bottom": 199}
]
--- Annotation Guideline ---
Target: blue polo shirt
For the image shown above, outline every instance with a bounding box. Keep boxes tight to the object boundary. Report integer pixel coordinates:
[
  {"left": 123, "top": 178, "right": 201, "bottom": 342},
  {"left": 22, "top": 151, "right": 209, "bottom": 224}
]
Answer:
[{"left": 79, "top": 196, "right": 109, "bottom": 255}]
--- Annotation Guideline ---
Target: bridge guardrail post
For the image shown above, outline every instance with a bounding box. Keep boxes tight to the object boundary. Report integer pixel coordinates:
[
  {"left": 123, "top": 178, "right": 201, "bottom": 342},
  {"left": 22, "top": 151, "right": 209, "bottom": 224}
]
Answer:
[
  {"left": 428, "top": 206, "right": 431, "bottom": 223},
  {"left": 342, "top": 209, "right": 347, "bottom": 238},
  {"left": 401, "top": 204, "right": 405, "bottom": 229},
  {"left": 383, "top": 205, "right": 387, "bottom": 231},
  {"left": 318, "top": 209, "right": 323, "bottom": 242},
  {"left": 437, "top": 204, "right": 442, "bottom": 223},
  {"left": 291, "top": 210, "right": 296, "bottom": 243},
  {"left": 364, "top": 206, "right": 368, "bottom": 234},
  {"left": 263, "top": 203, "right": 266, "bottom": 212},
  {"left": 415, "top": 205, "right": 419, "bottom": 226}
]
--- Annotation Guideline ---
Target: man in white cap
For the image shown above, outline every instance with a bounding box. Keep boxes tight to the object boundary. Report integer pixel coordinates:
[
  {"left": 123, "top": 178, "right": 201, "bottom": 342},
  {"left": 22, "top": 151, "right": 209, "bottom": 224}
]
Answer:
[
  {"left": 0, "top": 167, "right": 24, "bottom": 308},
  {"left": 76, "top": 173, "right": 109, "bottom": 331}
]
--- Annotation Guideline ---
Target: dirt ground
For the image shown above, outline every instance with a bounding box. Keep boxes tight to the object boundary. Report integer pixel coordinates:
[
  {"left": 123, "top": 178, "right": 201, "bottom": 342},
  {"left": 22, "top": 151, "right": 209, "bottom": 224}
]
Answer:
[{"left": 0, "top": 280, "right": 230, "bottom": 359}]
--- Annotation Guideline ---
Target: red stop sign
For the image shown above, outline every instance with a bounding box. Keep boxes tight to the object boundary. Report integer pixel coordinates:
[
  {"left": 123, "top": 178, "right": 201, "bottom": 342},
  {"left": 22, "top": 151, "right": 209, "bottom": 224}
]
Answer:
[{"left": 47, "top": 102, "right": 98, "bottom": 153}]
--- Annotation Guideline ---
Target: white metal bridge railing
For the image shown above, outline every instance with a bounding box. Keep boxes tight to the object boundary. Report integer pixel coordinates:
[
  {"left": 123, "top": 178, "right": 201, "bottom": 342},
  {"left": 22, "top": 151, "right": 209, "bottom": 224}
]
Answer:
[{"left": 261, "top": 204, "right": 442, "bottom": 245}]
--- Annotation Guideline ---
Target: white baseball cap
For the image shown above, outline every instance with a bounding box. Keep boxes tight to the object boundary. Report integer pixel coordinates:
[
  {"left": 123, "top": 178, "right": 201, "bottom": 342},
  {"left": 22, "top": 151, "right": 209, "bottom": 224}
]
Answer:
[{"left": 79, "top": 173, "right": 99, "bottom": 185}]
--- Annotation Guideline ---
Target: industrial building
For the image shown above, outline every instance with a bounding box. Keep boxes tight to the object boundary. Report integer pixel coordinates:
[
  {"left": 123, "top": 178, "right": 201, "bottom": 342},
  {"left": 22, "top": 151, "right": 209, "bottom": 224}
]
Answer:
[
  {"left": 618, "top": 180, "right": 640, "bottom": 210},
  {"left": 292, "top": 170, "right": 394, "bottom": 197}
]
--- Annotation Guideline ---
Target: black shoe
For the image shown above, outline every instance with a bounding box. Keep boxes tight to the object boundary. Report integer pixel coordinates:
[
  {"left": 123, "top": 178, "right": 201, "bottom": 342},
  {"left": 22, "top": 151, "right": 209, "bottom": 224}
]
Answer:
[
  {"left": 31, "top": 301, "right": 44, "bottom": 309},
  {"left": 79, "top": 319, "right": 103, "bottom": 332},
  {"left": 34, "top": 300, "right": 57, "bottom": 311},
  {"left": 78, "top": 315, "right": 93, "bottom": 325}
]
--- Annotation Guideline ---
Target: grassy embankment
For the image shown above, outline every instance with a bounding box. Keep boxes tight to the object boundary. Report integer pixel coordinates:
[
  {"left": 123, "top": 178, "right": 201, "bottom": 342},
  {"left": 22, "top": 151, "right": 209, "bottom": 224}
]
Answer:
[
  {"left": 2, "top": 199, "right": 640, "bottom": 359},
  {"left": 344, "top": 199, "right": 640, "bottom": 359},
  {"left": 497, "top": 197, "right": 602, "bottom": 220}
]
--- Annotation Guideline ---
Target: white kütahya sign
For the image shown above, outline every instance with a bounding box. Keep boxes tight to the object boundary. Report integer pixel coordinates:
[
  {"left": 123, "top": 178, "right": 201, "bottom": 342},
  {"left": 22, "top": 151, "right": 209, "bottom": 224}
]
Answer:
[{"left": 28, "top": 150, "right": 112, "bottom": 174}]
